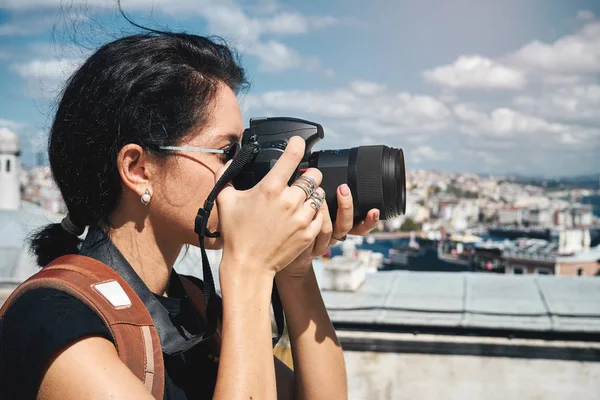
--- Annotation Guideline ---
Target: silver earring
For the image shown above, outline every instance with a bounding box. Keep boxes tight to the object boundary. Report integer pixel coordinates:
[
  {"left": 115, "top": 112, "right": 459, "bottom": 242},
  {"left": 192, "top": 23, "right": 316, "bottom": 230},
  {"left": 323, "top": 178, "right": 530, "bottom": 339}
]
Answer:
[{"left": 141, "top": 189, "right": 152, "bottom": 206}]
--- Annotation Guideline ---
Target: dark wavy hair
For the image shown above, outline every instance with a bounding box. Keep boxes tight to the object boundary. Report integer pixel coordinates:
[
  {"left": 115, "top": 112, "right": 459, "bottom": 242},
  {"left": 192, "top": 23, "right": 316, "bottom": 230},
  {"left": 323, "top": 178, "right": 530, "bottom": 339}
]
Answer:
[{"left": 29, "top": 32, "right": 248, "bottom": 267}]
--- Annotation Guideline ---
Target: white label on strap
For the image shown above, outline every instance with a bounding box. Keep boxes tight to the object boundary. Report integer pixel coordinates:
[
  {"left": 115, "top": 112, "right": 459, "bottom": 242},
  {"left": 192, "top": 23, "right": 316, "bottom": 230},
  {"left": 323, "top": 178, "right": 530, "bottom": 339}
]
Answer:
[{"left": 93, "top": 280, "right": 132, "bottom": 308}]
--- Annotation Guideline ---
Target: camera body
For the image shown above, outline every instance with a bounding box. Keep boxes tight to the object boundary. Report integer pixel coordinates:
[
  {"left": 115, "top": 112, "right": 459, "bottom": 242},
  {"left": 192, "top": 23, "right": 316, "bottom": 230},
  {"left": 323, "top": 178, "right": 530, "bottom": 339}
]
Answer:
[
  {"left": 233, "top": 117, "right": 406, "bottom": 222},
  {"left": 233, "top": 117, "right": 322, "bottom": 189}
]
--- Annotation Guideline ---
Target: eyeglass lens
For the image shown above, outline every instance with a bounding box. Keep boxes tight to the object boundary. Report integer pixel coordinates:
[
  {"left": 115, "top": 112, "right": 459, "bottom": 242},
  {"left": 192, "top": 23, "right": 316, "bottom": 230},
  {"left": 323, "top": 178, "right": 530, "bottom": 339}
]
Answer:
[{"left": 226, "top": 143, "right": 241, "bottom": 161}]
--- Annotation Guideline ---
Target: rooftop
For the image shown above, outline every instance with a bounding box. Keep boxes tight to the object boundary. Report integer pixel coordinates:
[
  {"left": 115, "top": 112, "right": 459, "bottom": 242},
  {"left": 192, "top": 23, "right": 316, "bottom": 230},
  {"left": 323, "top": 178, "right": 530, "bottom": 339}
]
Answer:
[
  {"left": 0, "top": 201, "right": 61, "bottom": 281},
  {"left": 320, "top": 269, "right": 600, "bottom": 338}
]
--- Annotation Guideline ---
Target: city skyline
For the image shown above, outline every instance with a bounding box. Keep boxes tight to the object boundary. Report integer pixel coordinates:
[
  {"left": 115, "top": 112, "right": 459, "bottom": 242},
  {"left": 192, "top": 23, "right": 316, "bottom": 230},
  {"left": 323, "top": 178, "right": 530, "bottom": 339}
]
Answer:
[{"left": 1, "top": 0, "right": 599, "bottom": 176}]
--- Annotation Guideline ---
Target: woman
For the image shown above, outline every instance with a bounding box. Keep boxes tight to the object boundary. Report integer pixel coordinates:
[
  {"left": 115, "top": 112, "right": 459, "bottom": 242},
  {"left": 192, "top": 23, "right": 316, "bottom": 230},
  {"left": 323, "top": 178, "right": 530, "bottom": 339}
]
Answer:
[{"left": 0, "top": 32, "right": 379, "bottom": 399}]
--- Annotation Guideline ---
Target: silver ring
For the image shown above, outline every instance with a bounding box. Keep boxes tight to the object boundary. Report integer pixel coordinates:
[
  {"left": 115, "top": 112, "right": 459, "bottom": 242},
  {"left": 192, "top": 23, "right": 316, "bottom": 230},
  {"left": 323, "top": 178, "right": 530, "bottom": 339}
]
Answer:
[
  {"left": 292, "top": 175, "right": 317, "bottom": 200},
  {"left": 292, "top": 181, "right": 313, "bottom": 200},
  {"left": 311, "top": 190, "right": 325, "bottom": 202},
  {"left": 333, "top": 234, "right": 347, "bottom": 242},
  {"left": 310, "top": 198, "right": 323, "bottom": 211},
  {"left": 296, "top": 175, "right": 317, "bottom": 192},
  {"left": 309, "top": 190, "right": 324, "bottom": 211}
]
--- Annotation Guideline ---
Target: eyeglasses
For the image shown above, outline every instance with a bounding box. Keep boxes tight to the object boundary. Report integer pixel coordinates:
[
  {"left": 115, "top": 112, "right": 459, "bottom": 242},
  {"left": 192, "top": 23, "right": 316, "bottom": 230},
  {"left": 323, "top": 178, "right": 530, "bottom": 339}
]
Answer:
[{"left": 159, "top": 142, "right": 241, "bottom": 162}]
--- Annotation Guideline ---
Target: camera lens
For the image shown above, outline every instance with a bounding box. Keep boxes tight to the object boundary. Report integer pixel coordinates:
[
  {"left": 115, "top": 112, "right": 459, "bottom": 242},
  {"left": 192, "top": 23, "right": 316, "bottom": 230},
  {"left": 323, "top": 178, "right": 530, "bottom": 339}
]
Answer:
[{"left": 308, "top": 145, "right": 406, "bottom": 221}]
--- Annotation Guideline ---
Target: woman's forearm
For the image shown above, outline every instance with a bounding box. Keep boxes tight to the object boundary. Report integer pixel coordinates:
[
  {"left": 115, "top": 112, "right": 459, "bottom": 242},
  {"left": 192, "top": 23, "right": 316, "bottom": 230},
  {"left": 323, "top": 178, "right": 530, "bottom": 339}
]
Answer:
[
  {"left": 276, "top": 267, "right": 348, "bottom": 400},
  {"left": 214, "top": 259, "right": 277, "bottom": 400}
]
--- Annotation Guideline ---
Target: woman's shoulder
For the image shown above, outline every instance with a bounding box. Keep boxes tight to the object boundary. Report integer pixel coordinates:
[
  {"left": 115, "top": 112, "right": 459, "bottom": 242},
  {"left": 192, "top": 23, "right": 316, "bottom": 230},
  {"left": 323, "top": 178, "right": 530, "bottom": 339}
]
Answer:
[
  {"left": 0, "top": 287, "right": 112, "bottom": 399},
  {"left": 1, "top": 286, "right": 112, "bottom": 338}
]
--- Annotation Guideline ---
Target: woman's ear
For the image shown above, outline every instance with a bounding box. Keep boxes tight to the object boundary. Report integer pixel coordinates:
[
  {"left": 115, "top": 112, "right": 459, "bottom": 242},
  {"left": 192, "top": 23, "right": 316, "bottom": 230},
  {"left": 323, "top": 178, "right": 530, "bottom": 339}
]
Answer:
[{"left": 117, "top": 144, "right": 154, "bottom": 197}]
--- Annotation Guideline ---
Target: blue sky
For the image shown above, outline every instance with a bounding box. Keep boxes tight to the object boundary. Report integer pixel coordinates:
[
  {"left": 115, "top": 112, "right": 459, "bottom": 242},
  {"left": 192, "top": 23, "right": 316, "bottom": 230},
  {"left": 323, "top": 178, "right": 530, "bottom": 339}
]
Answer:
[{"left": 1, "top": 0, "right": 599, "bottom": 176}]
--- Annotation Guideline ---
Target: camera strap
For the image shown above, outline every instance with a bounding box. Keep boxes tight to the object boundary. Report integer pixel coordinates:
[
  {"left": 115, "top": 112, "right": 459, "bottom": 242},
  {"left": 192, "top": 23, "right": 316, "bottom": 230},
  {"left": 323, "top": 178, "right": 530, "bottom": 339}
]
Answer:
[{"left": 194, "top": 139, "right": 286, "bottom": 347}]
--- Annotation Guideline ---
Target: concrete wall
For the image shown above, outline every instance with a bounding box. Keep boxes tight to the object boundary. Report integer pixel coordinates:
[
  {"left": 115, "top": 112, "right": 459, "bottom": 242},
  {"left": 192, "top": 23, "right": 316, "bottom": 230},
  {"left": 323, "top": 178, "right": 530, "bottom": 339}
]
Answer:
[{"left": 344, "top": 350, "right": 600, "bottom": 400}]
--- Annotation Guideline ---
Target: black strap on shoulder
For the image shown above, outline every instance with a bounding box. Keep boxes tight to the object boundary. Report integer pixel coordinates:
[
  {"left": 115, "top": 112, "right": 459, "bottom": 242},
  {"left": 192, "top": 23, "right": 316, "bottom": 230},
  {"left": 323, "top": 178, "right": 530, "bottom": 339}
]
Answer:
[{"left": 195, "top": 138, "right": 285, "bottom": 346}]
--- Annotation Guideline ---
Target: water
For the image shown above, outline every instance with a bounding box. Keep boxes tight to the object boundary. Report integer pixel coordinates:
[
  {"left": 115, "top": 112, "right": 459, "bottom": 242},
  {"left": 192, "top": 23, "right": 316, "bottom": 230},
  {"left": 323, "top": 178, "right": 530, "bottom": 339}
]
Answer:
[
  {"left": 329, "top": 233, "right": 507, "bottom": 259},
  {"left": 582, "top": 195, "right": 600, "bottom": 218},
  {"left": 328, "top": 238, "right": 472, "bottom": 272},
  {"left": 329, "top": 238, "right": 409, "bottom": 258}
]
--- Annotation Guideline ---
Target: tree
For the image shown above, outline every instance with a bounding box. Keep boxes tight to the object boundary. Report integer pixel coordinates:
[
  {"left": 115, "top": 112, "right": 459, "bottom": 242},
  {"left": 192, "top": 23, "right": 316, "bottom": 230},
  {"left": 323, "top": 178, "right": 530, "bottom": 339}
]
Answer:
[{"left": 400, "top": 217, "right": 422, "bottom": 232}]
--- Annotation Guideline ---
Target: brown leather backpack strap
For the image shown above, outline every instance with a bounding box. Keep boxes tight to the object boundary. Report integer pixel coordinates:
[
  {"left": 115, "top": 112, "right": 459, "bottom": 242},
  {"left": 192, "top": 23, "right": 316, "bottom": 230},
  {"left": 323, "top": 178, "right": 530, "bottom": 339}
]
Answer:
[{"left": 0, "top": 254, "right": 164, "bottom": 400}]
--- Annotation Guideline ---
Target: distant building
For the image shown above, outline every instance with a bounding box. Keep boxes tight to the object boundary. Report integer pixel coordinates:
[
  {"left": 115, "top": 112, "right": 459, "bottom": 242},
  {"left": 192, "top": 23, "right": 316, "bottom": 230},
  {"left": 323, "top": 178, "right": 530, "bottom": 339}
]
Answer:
[
  {"left": 514, "top": 195, "right": 550, "bottom": 208},
  {"left": 524, "top": 207, "right": 552, "bottom": 227},
  {"left": 21, "top": 166, "right": 66, "bottom": 214},
  {"left": 552, "top": 205, "right": 594, "bottom": 229},
  {"left": 502, "top": 240, "right": 557, "bottom": 275},
  {"left": 0, "top": 130, "right": 62, "bottom": 281},
  {"left": 556, "top": 252, "right": 600, "bottom": 276},
  {"left": 556, "top": 229, "right": 591, "bottom": 254},
  {"left": 501, "top": 233, "right": 598, "bottom": 276},
  {"left": 472, "top": 230, "right": 598, "bottom": 276},
  {"left": 572, "top": 206, "right": 593, "bottom": 228},
  {"left": 498, "top": 206, "right": 523, "bottom": 226},
  {"left": 554, "top": 208, "right": 574, "bottom": 228},
  {"left": 0, "top": 128, "right": 21, "bottom": 210}
]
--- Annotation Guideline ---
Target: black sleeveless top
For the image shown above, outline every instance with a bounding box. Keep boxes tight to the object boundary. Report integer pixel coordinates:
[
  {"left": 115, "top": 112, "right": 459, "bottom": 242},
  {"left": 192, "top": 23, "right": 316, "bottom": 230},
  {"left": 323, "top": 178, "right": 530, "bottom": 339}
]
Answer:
[{"left": 0, "top": 228, "right": 221, "bottom": 399}]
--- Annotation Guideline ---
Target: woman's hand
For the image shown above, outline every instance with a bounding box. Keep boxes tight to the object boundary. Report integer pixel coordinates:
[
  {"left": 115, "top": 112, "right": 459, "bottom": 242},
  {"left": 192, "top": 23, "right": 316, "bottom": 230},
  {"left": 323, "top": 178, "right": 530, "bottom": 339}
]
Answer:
[
  {"left": 215, "top": 136, "right": 325, "bottom": 280},
  {"left": 277, "top": 183, "right": 380, "bottom": 280}
]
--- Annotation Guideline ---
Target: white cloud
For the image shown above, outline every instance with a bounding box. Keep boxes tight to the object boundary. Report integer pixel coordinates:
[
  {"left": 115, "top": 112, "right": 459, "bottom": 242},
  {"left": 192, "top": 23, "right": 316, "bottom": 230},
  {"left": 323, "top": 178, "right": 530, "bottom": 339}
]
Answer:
[
  {"left": 411, "top": 145, "right": 449, "bottom": 164},
  {"left": 10, "top": 58, "right": 83, "bottom": 99},
  {"left": 200, "top": 3, "right": 262, "bottom": 42},
  {"left": 0, "top": 119, "right": 27, "bottom": 131},
  {"left": 418, "top": 12, "right": 600, "bottom": 172},
  {"left": 423, "top": 55, "right": 526, "bottom": 90},
  {"left": 0, "top": 0, "right": 181, "bottom": 11},
  {"left": 556, "top": 126, "right": 600, "bottom": 146},
  {"left": 259, "top": 12, "right": 339, "bottom": 35},
  {"left": 576, "top": 10, "right": 595, "bottom": 21},
  {"left": 453, "top": 103, "right": 600, "bottom": 154},
  {"left": 1, "top": 0, "right": 338, "bottom": 75},
  {"left": 198, "top": 3, "right": 338, "bottom": 74},
  {"left": 507, "top": 20, "right": 600, "bottom": 77},
  {"left": 0, "top": 20, "right": 43, "bottom": 36},
  {"left": 0, "top": 12, "right": 88, "bottom": 36},
  {"left": 513, "top": 84, "right": 600, "bottom": 124},
  {"left": 259, "top": 12, "right": 308, "bottom": 35},
  {"left": 246, "top": 40, "right": 300, "bottom": 72},
  {"left": 453, "top": 104, "right": 488, "bottom": 124},
  {"left": 488, "top": 108, "right": 564, "bottom": 134},
  {"left": 424, "top": 19, "right": 600, "bottom": 90},
  {"left": 247, "top": 83, "right": 452, "bottom": 139},
  {"left": 455, "top": 104, "right": 567, "bottom": 137},
  {"left": 350, "top": 80, "right": 386, "bottom": 96}
]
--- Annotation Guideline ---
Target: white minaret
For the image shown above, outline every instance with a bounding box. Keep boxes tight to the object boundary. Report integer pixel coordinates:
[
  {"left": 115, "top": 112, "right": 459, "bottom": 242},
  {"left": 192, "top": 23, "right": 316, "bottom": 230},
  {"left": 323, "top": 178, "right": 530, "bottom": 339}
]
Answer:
[{"left": 0, "top": 127, "right": 21, "bottom": 210}]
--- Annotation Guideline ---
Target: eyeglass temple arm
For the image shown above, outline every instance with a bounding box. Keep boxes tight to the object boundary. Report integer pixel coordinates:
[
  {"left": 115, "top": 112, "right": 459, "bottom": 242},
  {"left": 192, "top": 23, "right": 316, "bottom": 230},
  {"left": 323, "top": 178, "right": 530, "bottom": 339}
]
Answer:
[{"left": 159, "top": 146, "right": 225, "bottom": 154}]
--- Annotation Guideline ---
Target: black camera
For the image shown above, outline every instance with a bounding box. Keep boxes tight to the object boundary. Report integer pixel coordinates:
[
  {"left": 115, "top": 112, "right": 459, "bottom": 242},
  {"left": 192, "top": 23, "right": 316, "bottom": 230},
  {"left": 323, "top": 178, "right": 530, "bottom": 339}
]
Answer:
[{"left": 232, "top": 117, "right": 406, "bottom": 222}]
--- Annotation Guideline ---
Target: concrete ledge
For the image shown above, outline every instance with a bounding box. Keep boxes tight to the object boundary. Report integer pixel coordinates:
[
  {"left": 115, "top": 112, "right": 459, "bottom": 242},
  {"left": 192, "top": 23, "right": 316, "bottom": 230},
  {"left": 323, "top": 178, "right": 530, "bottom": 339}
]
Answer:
[{"left": 337, "top": 330, "right": 600, "bottom": 362}]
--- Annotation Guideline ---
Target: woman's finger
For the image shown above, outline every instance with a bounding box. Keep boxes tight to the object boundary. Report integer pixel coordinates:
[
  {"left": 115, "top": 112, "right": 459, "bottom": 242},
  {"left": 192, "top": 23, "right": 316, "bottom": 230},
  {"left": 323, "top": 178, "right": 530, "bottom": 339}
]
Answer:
[
  {"left": 348, "top": 208, "right": 380, "bottom": 236},
  {"left": 261, "top": 136, "right": 306, "bottom": 190},
  {"left": 296, "top": 187, "right": 325, "bottom": 227},
  {"left": 331, "top": 184, "right": 354, "bottom": 243},
  {"left": 288, "top": 168, "right": 323, "bottom": 206},
  {"left": 312, "top": 189, "right": 333, "bottom": 257}
]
